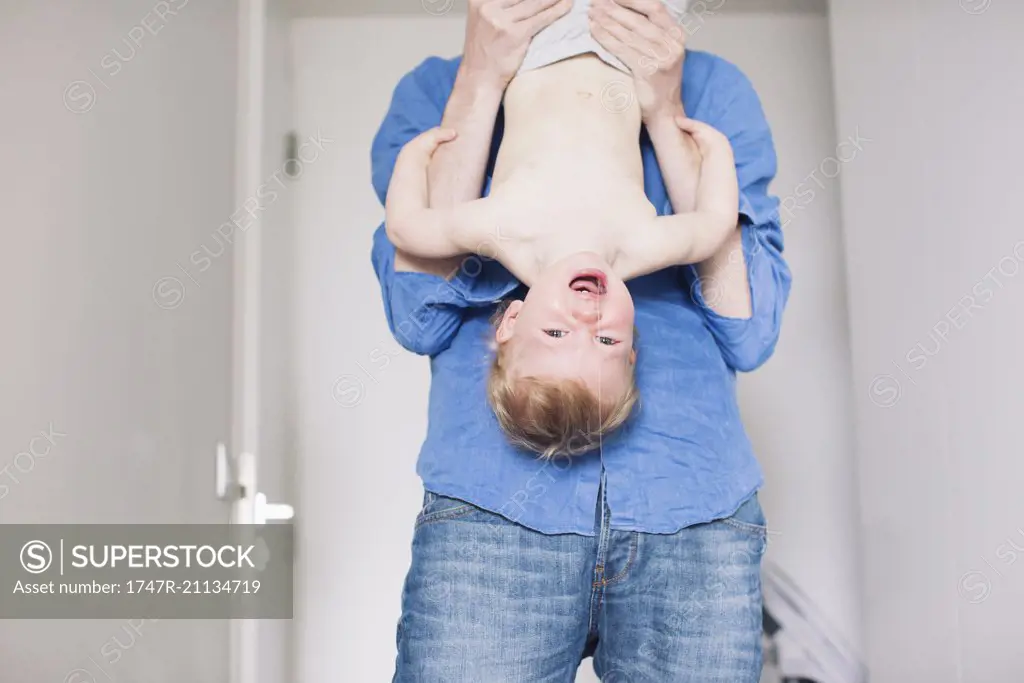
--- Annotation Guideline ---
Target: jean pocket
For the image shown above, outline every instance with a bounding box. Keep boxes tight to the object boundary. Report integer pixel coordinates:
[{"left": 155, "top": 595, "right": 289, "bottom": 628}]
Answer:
[
  {"left": 718, "top": 493, "right": 768, "bottom": 538},
  {"left": 414, "top": 490, "right": 476, "bottom": 529}
]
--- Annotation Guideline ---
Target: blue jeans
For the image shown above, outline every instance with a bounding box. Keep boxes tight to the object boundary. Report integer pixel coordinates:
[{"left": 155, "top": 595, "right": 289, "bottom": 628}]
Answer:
[{"left": 393, "top": 487, "right": 767, "bottom": 682}]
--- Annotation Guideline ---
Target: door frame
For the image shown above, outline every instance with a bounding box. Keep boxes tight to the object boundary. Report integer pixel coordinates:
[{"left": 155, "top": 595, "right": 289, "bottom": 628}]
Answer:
[{"left": 231, "top": 1, "right": 267, "bottom": 682}]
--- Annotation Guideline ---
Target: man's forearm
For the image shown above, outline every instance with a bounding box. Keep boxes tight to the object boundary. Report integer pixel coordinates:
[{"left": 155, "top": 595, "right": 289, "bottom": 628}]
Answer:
[
  {"left": 694, "top": 228, "right": 752, "bottom": 318},
  {"left": 394, "top": 67, "right": 505, "bottom": 277},
  {"left": 690, "top": 123, "right": 752, "bottom": 318},
  {"left": 429, "top": 66, "right": 505, "bottom": 207},
  {"left": 647, "top": 111, "right": 752, "bottom": 318}
]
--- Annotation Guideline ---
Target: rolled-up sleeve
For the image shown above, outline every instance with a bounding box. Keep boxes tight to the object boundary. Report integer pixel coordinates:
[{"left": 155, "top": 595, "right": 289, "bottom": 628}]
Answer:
[
  {"left": 686, "top": 62, "right": 792, "bottom": 372},
  {"left": 369, "top": 57, "right": 516, "bottom": 356},
  {"left": 371, "top": 224, "right": 518, "bottom": 355}
]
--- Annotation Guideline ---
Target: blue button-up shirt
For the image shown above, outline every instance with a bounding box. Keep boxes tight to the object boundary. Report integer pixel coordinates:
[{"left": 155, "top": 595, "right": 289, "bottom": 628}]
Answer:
[{"left": 369, "top": 50, "right": 792, "bottom": 535}]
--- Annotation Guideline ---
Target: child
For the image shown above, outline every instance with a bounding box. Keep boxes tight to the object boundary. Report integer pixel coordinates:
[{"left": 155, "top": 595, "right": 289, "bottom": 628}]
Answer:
[{"left": 384, "top": 17, "right": 738, "bottom": 459}]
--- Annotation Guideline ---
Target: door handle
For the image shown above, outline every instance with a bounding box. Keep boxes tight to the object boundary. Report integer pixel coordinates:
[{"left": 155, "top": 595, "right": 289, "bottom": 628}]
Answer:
[
  {"left": 254, "top": 492, "right": 294, "bottom": 525},
  {"left": 217, "top": 443, "right": 294, "bottom": 525}
]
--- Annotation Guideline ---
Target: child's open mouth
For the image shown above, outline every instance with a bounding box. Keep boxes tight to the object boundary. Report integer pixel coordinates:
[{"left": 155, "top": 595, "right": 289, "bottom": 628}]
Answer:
[{"left": 569, "top": 270, "right": 608, "bottom": 296}]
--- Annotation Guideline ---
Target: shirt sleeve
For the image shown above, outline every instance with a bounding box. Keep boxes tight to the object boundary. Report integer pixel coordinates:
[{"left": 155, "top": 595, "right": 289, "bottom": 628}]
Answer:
[
  {"left": 683, "top": 61, "right": 793, "bottom": 372},
  {"left": 368, "top": 57, "right": 516, "bottom": 356}
]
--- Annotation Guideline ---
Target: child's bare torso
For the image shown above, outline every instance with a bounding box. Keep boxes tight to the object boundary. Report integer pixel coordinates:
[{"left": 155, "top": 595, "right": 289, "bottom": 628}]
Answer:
[{"left": 484, "top": 55, "right": 657, "bottom": 267}]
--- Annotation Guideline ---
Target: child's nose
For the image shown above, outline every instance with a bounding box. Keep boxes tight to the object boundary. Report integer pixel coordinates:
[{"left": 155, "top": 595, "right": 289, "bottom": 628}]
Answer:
[{"left": 571, "top": 303, "right": 601, "bottom": 324}]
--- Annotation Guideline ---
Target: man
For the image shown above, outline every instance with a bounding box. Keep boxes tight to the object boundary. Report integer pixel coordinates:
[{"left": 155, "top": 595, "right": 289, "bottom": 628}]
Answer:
[
  {"left": 383, "top": 60, "right": 741, "bottom": 459},
  {"left": 369, "top": 0, "right": 792, "bottom": 680}
]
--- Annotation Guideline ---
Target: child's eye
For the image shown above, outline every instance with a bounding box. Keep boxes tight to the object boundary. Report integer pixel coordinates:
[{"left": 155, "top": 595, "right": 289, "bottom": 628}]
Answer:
[
  {"left": 597, "top": 336, "right": 618, "bottom": 346},
  {"left": 544, "top": 330, "right": 567, "bottom": 338}
]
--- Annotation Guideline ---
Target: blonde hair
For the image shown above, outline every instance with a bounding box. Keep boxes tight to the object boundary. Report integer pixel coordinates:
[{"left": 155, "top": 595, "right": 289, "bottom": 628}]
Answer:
[{"left": 486, "top": 342, "right": 639, "bottom": 460}]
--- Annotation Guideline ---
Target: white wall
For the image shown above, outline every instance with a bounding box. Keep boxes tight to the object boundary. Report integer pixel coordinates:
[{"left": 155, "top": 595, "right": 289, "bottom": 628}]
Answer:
[
  {"left": 829, "top": 2, "right": 1024, "bottom": 682},
  {"left": 291, "top": 5, "right": 859, "bottom": 681},
  {"left": 291, "top": 16, "right": 452, "bottom": 683},
  {"left": 688, "top": 5, "right": 864, "bottom": 669}
]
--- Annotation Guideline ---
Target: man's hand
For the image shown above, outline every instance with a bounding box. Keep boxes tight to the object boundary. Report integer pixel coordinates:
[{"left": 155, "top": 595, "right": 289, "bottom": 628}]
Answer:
[
  {"left": 588, "top": 0, "right": 686, "bottom": 123},
  {"left": 462, "top": 0, "right": 573, "bottom": 89}
]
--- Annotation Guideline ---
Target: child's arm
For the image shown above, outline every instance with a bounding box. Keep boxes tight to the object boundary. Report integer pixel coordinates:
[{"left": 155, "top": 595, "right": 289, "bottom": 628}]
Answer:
[
  {"left": 647, "top": 111, "right": 702, "bottom": 214},
  {"left": 384, "top": 127, "right": 497, "bottom": 260},
  {"left": 617, "top": 118, "right": 739, "bottom": 280}
]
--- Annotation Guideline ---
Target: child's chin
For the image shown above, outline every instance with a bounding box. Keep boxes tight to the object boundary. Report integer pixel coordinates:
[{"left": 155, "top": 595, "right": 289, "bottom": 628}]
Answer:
[{"left": 558, "top": 251, "right": 611, "bottom": 269}]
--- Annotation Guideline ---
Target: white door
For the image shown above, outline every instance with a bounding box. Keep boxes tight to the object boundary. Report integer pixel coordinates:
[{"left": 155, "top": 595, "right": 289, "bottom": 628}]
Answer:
[
  {"left": 0, "top": 0, "right": 291, "bottom": 681},
  {"left": 231, "top": 0, "right": 298, "bottom": 682}
]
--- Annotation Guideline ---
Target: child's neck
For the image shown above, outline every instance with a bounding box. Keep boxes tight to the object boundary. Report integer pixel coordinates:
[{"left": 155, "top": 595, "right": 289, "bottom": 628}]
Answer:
[{"left": 516, "top": 234, "right": 622, "bottom": 284}]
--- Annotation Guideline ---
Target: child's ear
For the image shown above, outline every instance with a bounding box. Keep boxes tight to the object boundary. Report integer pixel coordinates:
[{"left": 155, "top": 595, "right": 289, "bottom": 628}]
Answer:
[
  {"left": 495, "top": 300, "right": 523, "bottom": 344},
  {"left": 628, "top": 348, "right": 637, "bottom": 365}
]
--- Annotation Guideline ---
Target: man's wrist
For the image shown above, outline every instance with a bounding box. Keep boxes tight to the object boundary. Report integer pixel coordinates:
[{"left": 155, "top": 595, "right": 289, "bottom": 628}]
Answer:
[
  {"left": 641, "top": 81, "right": 684, "bottom": 118},
  {"left": 643, "top": 99, "right": 686, "bottom": 128},
  {"left": 454, "top": 62, "right": 508, "bottom": 104}
]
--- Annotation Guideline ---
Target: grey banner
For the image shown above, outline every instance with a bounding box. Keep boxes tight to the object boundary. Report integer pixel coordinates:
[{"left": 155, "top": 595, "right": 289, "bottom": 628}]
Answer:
[{"left": 1, "top": 525, "right": 292, "bottom": 618}]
